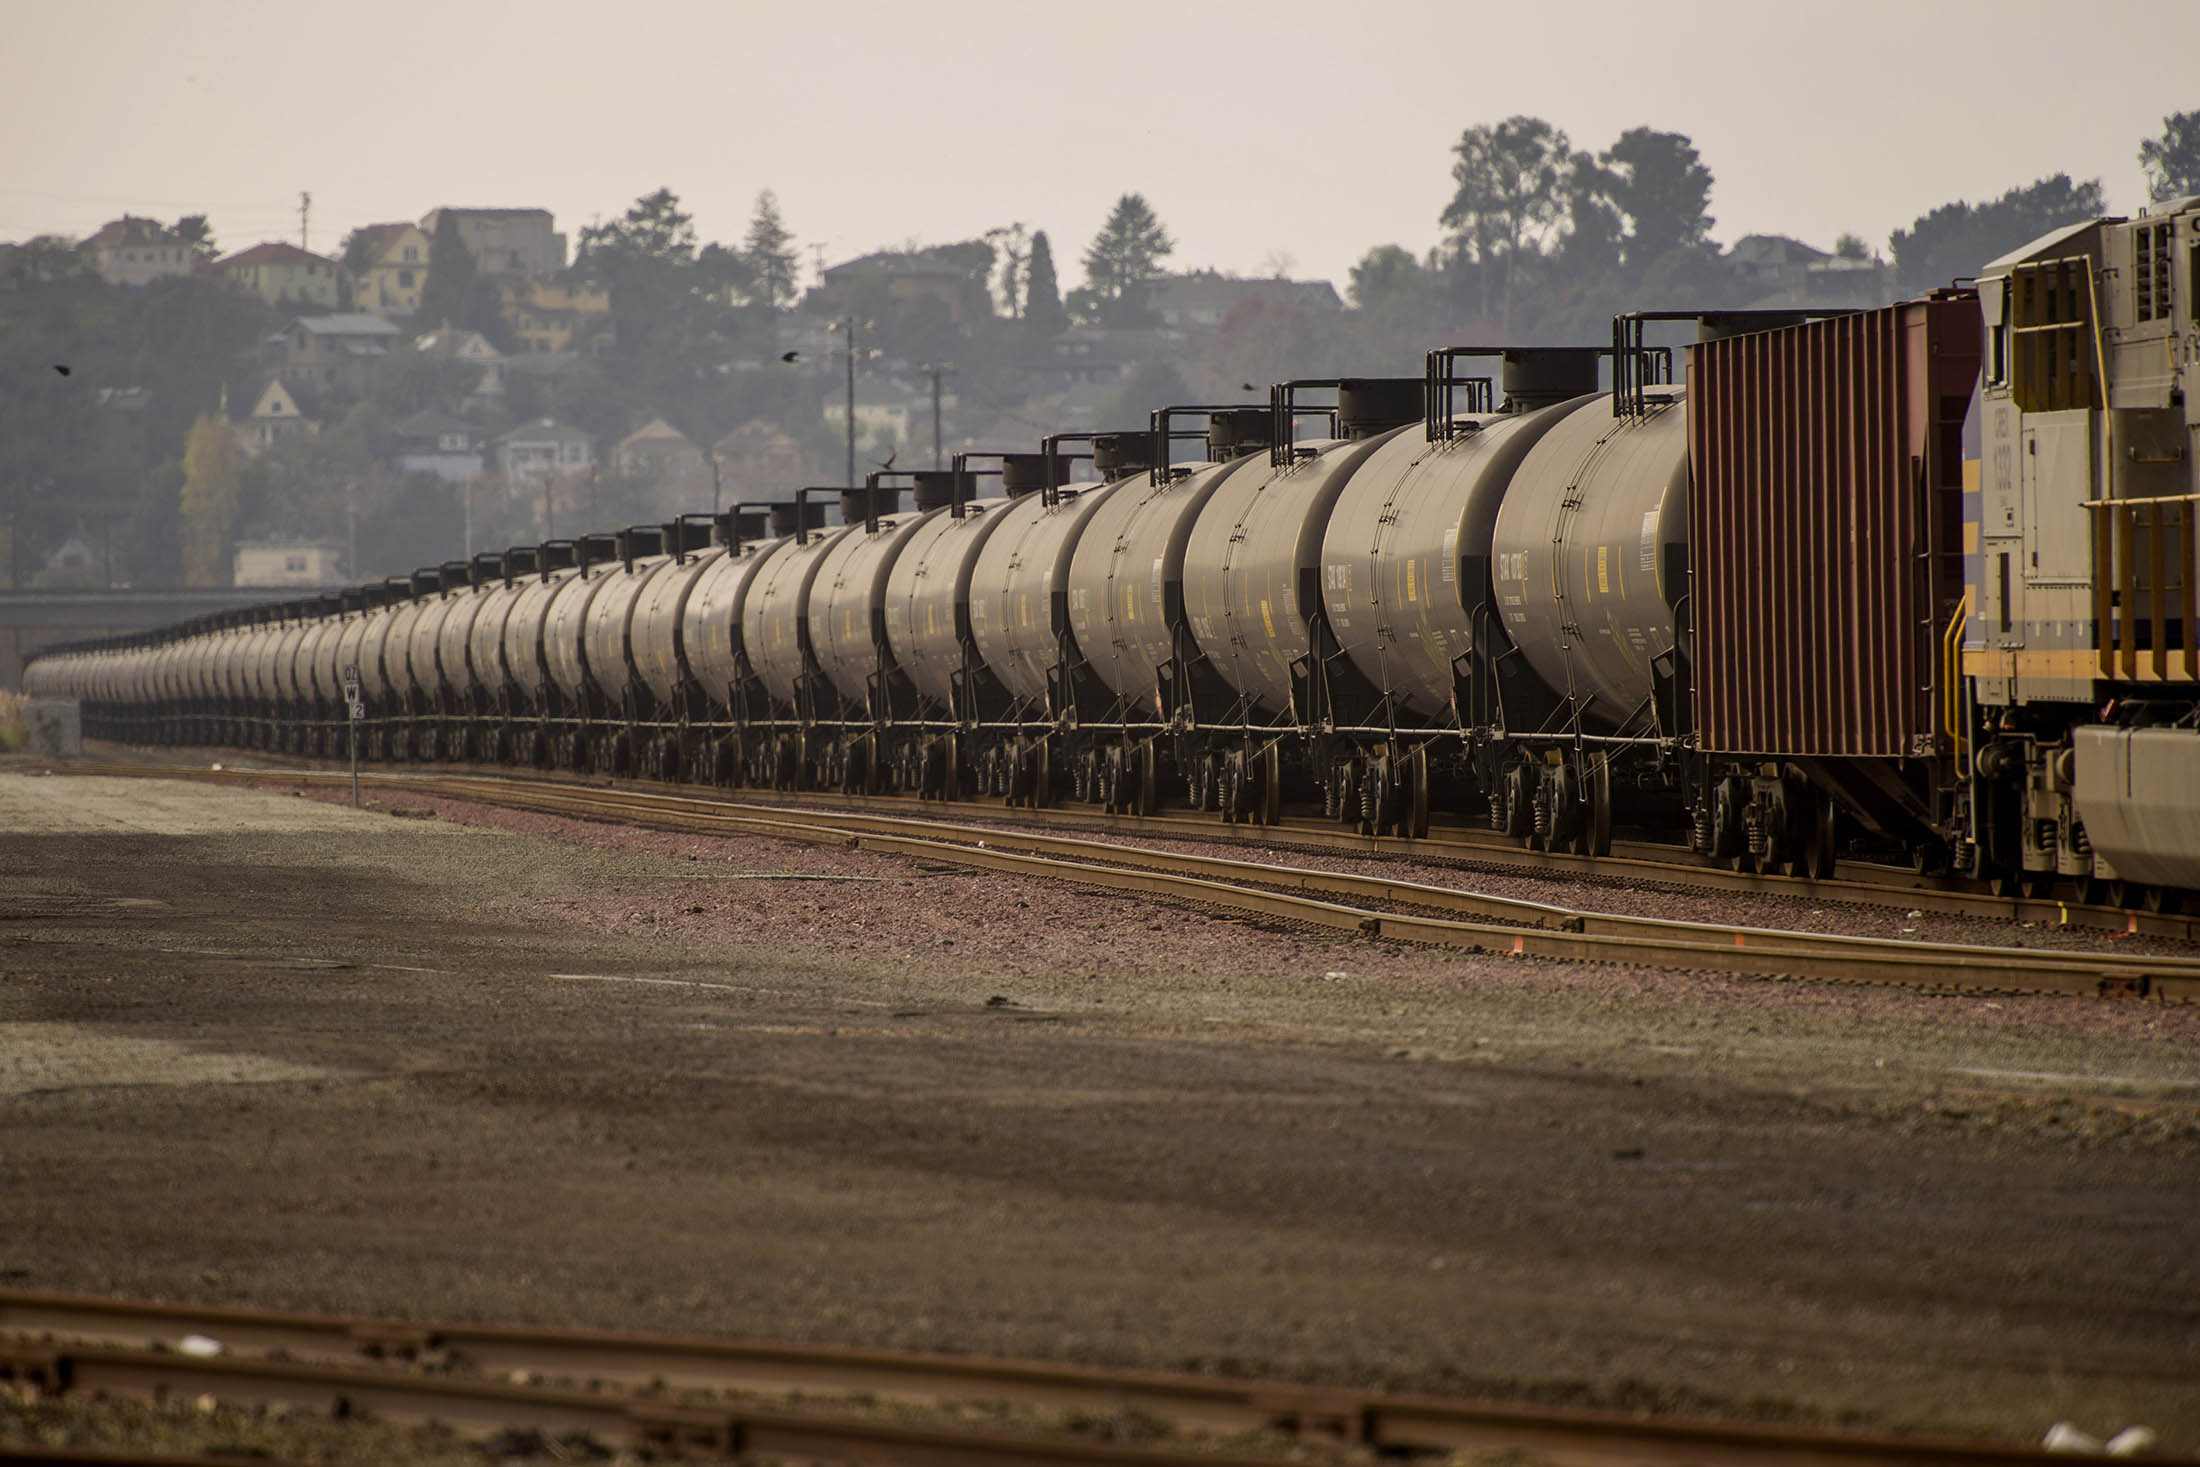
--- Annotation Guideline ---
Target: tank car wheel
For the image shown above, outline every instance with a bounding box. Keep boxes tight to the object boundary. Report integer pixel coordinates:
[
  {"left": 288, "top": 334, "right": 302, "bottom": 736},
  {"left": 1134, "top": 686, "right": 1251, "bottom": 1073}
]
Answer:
[
  {"left": 1987, "top": 867, "right": 2021, "bottom": 899},
  {"left": 2019, "top": 869, "right": 2056, "bottom": 900},
  {"left": 2144, "top": 885, "right": 2182, "bottom": 915},
  {"left": 1912, "top": 840, "right": 1949, "bottom": 877},
  {"left": 1258, "top": 745, "right": 1283, "bottom": 828},
  {"left": 2106, "top": 879, "right": 2132, "bottom": 910},
  {"left": 1583, "top": 755, "right": 1611, "bottom": 858},
  {"left": 1032, "top": 741, "right": 1052, "bottom": 809},
  {"left": 1134, "top": 743, "right": 1159, "bottom": 818},
  {"left": 1710, "top": 778, "right": 1747, "bottom": 862},
  {"left": 1502, "top": 765, "right": 1534, "bottom": 840},
  {"left": 1403, "top": 746, "right": 1430, "bottom": 841},
  {"left": 2078, "top": 876, "right": 2110, "bottom": 907},
  {"left": 1550, "top": 764, "right": 1584, "bottom": 853}
]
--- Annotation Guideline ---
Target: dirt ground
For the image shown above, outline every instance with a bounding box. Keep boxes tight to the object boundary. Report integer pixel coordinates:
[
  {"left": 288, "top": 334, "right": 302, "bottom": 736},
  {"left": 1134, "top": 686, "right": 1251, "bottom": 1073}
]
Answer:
[{"left": 2, "top": 769, "right": 2197, "bottom": 1455}]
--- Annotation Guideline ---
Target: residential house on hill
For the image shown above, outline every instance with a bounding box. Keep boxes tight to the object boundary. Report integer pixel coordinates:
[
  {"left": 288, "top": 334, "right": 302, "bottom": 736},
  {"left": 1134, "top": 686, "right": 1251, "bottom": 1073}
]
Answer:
[
  {"left": 1021, "top": 326, "right": 1185, "bottom": 393},
  {"left": 822, "top": 380, "right": 923, "bottom": 458},
  {"left": 1146, "top": 271, "right": 1342, "bottom": 331},
  {"left": 501, "top": 276, "right": 612, "bottom": 353},
  {"left": 78, "top": 216, "right": 198, "bottom": 287},
  {"left": 815, "top": 246, "right": 991, "bottom": 326},
  {"left": 265, "top": 313, "right": 402, "bottom": 396},
  {"left": 614, "top": 419, "right": 708, "bottom": 494},
  {"left": 218, "top": 241, "right": 342, "bottom": 309},
  {"left": 494, "top": 419, "right": 594, "bottom": 480},
  {"left": 413, "top": 327, "right": 506, "bottom": 411},
  {"left": 1723, "top": 234, "right": 1896, "bottom": 310},
  {"left": 710, "top": 421, "right": 808, "bottom": 502},
  {"left": 390, "top": 409, "right": 483, "bottom": 483},
  {"left": 232, "top": 377, "right": 321, "bottom": 453},
  {"left": 348, "top": 222, "right": 433, "bottom": 317},
  {"left": 235, "top": 541, "right": 344, "bottom": 587},
  {"left": 419, "top": 207, "right": 565, "bottom": 278}
]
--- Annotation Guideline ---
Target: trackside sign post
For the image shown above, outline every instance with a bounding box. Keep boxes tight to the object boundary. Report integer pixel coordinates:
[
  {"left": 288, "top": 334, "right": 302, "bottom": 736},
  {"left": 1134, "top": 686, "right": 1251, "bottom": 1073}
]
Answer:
[{"left": 342, "top": 663, "right": 362, "bottom": 808}]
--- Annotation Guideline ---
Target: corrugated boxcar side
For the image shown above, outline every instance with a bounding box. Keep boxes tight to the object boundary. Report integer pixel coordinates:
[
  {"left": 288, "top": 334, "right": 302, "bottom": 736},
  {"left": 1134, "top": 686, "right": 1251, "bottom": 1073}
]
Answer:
[{"left": 1688, "top": 296, "right": 1980, "bottom": 758}]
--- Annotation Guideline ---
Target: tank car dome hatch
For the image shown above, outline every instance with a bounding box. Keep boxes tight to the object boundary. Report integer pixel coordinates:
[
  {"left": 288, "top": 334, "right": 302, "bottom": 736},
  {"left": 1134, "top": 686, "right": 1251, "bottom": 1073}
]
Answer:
[
  {"left": 1335, "top": 378, "right": 1427, "bottom": 437},
  {"left": 1090, "top": 431, "right": 1156, "bottom": 481},
  {"left": 1490, "top": 389, "right": 1690, "bottom": 732},
  {"left": 1205, "top": 408, "right": 1271, "bottom": 461},
  {"left": 910, "top": 471, "right": 959, "bottom": 511},
  {"left": 1497, "top": 349, "right": 1602, "bottom": 411},
  {"left": 999, "top": 453, "right": 1070, "bottom": 497}
]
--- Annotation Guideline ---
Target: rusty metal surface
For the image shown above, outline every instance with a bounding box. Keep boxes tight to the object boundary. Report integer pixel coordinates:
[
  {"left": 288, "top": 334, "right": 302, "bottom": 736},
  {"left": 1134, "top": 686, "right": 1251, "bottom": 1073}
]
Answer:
[
  {"left": 4, "top": 1289, "right": 2188, "bottom": 1467},
  {"left": 1689, "top": 296, "right": 1983, "bottom": 756}
]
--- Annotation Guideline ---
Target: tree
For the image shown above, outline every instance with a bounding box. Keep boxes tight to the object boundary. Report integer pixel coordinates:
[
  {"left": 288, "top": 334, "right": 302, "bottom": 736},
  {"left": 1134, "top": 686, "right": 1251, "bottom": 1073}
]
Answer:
[
  {"left": 1097, "top": 359, "right": 1192, "bottom": 430},
  {"left": 742, "top": 189, "right": 800, "bottom": 309},
  {"left": 1889, "top": 173, "right": 2104, "bottom": 291},
  {"left": 1079, "top": 194, "right": 1174, "bottom": 325},
  {"left": 987, "top": 223, "right": 1029, "bottom": 318},
  {"left": 1023, "top": 230, "right": 1068, "bottom": 338},
  {"left": 1440, "top": 115, "right": 1572, "bottom": 327},
  {"left": 173, "top": 215, "right": 217, "bottom": 262},
  {"left": 179, "top": 415, "right": 241, "bottom": 586},
  {"left": 415, "top": 209, "right": 481, "bottom": 331},
  {"left": 2140, "top": 110, "right": 2200, "bottom": 203},
  {"left": 1834, "top": 233, "right": 1873, "bottom": 262},
  {"left": 578, "top": 187, "right": 697, "bottom": 265},
  {"left": 1348, "top": 244, "right": 1423, "bottom": 309},
  {"left": 1599, "top": 128, "right": 1714, "bottom": 269}
]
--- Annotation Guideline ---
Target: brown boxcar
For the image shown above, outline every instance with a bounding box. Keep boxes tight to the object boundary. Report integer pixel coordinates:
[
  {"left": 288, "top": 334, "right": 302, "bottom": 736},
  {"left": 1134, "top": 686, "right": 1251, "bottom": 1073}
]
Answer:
[{"left": 1688, "top": 294, "right": 1981, "bottom": 759}]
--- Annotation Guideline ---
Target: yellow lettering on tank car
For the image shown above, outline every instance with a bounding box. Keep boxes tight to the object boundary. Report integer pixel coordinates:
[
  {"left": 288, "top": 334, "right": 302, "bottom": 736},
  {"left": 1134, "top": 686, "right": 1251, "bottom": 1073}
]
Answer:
[
  {"left": 1019, "top": 596, "right": 1029, "bottom": 628},
  {"left": 1406, "top": 559, "right": 1417, "bottom": 603},
  {"left": 1598, "top": 545, "right": 1609, "bottom": 595},
  {"left": 1260, "top": 599, "right": 1275, "bottom": 639}
]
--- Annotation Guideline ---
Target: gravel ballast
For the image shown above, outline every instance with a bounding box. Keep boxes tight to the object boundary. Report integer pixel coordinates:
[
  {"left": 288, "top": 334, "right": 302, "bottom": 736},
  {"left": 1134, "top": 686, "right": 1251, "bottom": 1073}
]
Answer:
[{"left": 2, "top": 769, "right": 2196, "bottom": 1456}]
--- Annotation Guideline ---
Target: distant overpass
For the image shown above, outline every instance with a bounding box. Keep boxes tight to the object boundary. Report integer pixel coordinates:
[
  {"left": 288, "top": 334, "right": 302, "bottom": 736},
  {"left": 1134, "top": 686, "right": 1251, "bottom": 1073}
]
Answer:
[{"left": 0, "top": 586, "right": 343, "bottom": 688}]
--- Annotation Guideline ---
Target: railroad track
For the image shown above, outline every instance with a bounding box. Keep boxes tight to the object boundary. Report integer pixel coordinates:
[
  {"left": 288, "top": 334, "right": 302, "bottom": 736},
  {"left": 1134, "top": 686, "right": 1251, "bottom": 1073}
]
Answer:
[
  {"left": 44, "top": 760, "right": 2200, "bottom": 1001},
  {"left": 1, "top": 1289, "right": 2177, "bottom": 1467},
  {"left": 55, "top": 743, "right": 2195, "bottom": 941}
]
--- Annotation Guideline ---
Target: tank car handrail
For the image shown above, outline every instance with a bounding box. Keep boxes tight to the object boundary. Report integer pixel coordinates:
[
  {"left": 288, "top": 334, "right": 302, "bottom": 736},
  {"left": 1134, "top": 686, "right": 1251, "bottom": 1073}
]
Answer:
[
  {"left": 1146, "top": 401, "right": 1263, "bottom": 487},
  {"left": 1267, "top": 380, "right": 1345, "bottom": 468},
  {"left": 1037, "top": 432, "right": 1103, "bottom": 506}
]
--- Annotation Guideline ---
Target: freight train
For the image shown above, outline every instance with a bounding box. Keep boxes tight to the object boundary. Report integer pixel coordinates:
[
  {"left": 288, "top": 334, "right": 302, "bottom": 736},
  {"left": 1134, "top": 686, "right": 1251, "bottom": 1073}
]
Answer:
[{"left": 25, "top": 199, "right": 2200, "bottom": 909}]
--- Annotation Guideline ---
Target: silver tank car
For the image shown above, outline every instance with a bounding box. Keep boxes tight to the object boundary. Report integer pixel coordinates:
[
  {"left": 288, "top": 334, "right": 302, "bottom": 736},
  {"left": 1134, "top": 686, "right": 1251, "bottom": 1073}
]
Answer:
[
  {"left": 1065, "top": 453, "right": 1270, "bottom": 714},
  {"left": 966, "top": 473, "right": 1125, "bottom": 706},
  {"left": 1489, "top": 391, "right": 1688, "bottom": 730},
  {"left": 502, "top": 563, "right": 583, "bottom": 704},
  {"left": 805, "top": 494, "right": 936, "bottom": 711},
  {"left": 631, "top": 548, "right": 719, "bottom": 707},
  {"left": 744, "top": 510, "right": 860, "bottom": 711},
  {"left": 882, "top": 490, "right": 1018, "bottom": 711},
  {"left": 581, "top": 541, "right": 672, "bottom": 711},
  {"left": 543, "top": 545, "right": 618, "bottom": 705},
  {"left": 466, "top": 573, "right": 529, "bottom": 701},
  {"left": 683, "top": 534, "right": 792, "bottom": 709}
]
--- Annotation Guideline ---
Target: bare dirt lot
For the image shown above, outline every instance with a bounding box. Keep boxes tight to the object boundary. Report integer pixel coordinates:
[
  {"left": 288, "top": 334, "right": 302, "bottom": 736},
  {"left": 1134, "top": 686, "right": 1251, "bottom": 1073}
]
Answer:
[{"left": 3, "top": 770, "right": 2197, "bottom": 1454}]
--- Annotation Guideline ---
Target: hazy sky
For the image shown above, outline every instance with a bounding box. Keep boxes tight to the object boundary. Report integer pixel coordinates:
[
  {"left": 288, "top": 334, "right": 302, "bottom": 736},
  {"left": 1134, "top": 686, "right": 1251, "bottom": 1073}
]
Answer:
[{"left": 7, "top": 0, "right": 2194, "bottom": 292}]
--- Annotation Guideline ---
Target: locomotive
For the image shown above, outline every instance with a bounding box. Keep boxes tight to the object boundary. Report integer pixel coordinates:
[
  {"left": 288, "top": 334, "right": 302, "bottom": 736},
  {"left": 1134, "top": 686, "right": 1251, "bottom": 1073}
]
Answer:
[{"left": 26, "top": 197, "right": 2200, "bottom": 909}]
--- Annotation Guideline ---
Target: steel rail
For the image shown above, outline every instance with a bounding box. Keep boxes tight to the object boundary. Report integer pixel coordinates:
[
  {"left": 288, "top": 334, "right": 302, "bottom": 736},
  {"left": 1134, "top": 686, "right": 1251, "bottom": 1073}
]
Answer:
[
  {"left": 41, "top": 762, "right": 2200, "bottom": 1000},
  {"left": 55, "top": 743, "right": 2194, "bottom": 940},
  {"left": 1, "top": 1290, "right": 2178, "bottom": 1467}
]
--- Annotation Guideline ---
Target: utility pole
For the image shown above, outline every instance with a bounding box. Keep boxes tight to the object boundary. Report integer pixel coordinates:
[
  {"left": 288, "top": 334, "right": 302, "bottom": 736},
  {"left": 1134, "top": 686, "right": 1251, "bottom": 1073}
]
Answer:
[
  {"left": 299, "top": 191, "right": 312, "bottom": 252},
  {"left": 919, "top": 362, "right": 955, "bottom": 470},
  {"left": 709, "top": 453, "right": 723, "bottom": 515},
  {"left": 840, "top": 316, "right": 857, "bottom": 488},
  {"left": 460, "top": 475, "right": 473, "bottom": 560},
  {"left": 344, "top": 477, "right": 357, "bottom": 580}
]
